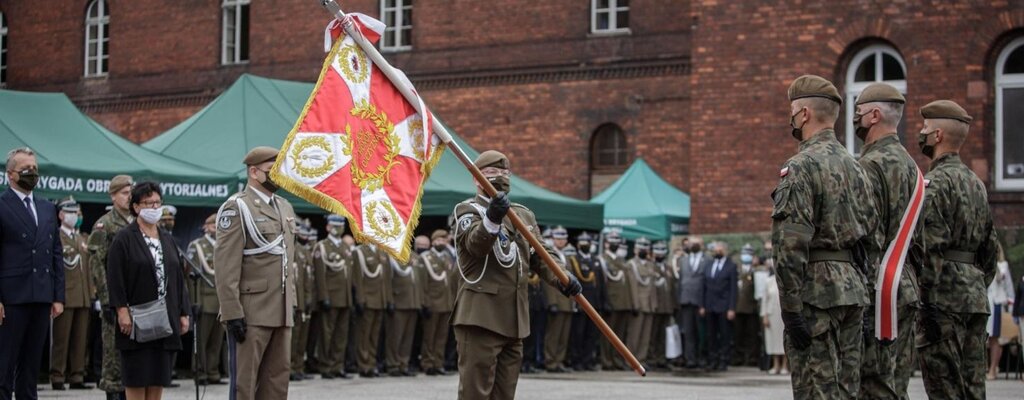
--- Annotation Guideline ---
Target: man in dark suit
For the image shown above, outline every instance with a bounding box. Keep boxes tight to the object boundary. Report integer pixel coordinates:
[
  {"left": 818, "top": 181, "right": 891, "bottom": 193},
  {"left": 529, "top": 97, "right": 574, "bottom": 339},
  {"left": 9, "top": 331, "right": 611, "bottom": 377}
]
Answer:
[
  {"left": 700, "top": 242, "right": 736, "bottom": 371},
  {"left": 0, "top": 147, "right": 65, "bottom": 400}
]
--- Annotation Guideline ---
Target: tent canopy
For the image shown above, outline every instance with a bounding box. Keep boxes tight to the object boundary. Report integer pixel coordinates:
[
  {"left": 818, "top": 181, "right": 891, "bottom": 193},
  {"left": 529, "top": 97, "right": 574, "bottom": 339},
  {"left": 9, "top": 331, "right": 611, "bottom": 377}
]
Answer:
[
  {"left": 144, "top": 74, "right": 602, "bottom": 229},
  {"left": 0, "top": 89, "right": 236, "bottom": 206},
  {"left": 591, "top": 158, "right": 690, "bottom": 240}
]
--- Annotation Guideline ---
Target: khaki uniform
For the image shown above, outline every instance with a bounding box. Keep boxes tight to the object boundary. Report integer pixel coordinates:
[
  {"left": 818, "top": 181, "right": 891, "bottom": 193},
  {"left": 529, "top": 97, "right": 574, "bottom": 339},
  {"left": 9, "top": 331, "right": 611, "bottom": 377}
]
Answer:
[
  {"left": 87, "top": 209, "right": 131, "bottom": 393},
  {"left": 733, "top": 265, "right": 760, "bottom": 366},
  {"left": 215, "top": 186, "right": 297, "bottom": 400},
  {"left": 314, "top": 237, "right": 354, "bottom": 374},
  {"left": 626, "top": 258, "right": 657, "bottom": 362},
  {"left": 451, "top": 196, "right": 561, "bottom": 400},
  {"left": 419, "top": 249, "right": 455, "bottom": 371},
  {"left": 50, "top": 228, "right": 93, "bottom": 385},
  {"left": 542, "top": 250, "right": 576, "bottom": 370},
  {"left": 648, "top": 259, "right": 677, "bottom": 366},
  {"left": 352, "top": 244, "right": 393, "bottom": 374},
  {"left": 290, "top": 241, "right": 315, "bottom": 375},
  {"left": 385, "top": 253, "right": 423, "bottom": 373},
  {"left": 599, "top": 251, "right": 632, "bottom": 370},
  {"left": 187, "top": 235, "right": 224, "bottom": 382}
]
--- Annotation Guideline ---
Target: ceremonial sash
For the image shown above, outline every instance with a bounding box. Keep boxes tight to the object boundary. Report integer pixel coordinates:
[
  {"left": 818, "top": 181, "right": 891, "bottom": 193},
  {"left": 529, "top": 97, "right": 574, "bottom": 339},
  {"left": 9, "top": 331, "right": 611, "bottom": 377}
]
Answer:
[{"left": 875, "top": 167, "right": 925, "bottom": 340}]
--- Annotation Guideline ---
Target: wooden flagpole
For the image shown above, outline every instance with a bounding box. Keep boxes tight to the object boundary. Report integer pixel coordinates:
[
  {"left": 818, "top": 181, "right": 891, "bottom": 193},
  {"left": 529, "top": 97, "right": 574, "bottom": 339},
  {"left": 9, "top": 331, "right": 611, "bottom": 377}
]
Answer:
[{"left": 317, "top": 0, "right": 646, "bottom": 377}]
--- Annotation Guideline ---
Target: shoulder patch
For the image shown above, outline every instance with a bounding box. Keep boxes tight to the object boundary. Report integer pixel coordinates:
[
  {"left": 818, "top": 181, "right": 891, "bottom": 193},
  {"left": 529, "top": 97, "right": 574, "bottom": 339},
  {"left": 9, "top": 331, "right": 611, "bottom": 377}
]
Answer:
[
  {"left": 95, "top": 222, "right": 104, "bottom": 229},
  {"left": 219, "top": 216, "right": 233, "bottom": 230},
  {"left": 780, "top": 167, "right": 789, "bottom": 177},
  {"left": 458, "top": 215, "right": 472, "bottom": 231},
  {"left": 220, "top": 210, "right": 238, "bottom": 218}
]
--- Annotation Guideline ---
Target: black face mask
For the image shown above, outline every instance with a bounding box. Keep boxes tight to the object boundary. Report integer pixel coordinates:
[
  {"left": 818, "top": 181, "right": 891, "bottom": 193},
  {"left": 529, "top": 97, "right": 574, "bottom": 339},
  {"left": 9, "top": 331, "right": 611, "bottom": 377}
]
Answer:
[
  {"left": 853, "top": 111, "right": 871, "bottom": 142},
  {"left": 714, "top": 253, "right": 725, "bottom": 259},
  {"left": 416, "top": 247, "right": 429, "bottom": 254},
  {"left": 608, "top": 243, "right": 620, "bottom": 253},
  {"left": 637, "top": 250, "right": 649, "bottom": 259},
  {"left": 690, "top": 244, "right": 702, "bottom": 253},
  {"left": 918, "top": 131, "right": 937, "bottom": 159},
  {"left": 655, "top": 256, "right": 665, "bottom": 262},
  {"left": 487, "top": 175, "right": 510, "bottom": 194},
  {"left": 433, "top": 244, "right": 447, "bottom": 252},
  {"left": 15, "top": 169, "right": 38, "bottom": 191},
  {"left": 578, "top": 244, "right": 591, "bottom": 254},
  {"left": 789, "top": 109, "right": 806, "bottom": 141}
]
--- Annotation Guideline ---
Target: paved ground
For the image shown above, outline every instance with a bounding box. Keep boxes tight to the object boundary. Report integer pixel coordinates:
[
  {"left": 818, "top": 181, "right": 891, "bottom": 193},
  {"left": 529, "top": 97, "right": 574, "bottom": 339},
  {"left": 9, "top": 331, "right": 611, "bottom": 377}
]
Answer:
[{"left": 35, "top": 368, "right": 1024, "bottom": 399}]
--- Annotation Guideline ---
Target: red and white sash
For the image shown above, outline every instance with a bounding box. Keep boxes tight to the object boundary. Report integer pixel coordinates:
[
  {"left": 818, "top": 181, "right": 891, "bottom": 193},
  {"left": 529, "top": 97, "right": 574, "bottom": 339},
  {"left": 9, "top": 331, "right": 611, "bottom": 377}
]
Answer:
[{"left": 875, "top": 167, "right": 926, "bottom": 340}]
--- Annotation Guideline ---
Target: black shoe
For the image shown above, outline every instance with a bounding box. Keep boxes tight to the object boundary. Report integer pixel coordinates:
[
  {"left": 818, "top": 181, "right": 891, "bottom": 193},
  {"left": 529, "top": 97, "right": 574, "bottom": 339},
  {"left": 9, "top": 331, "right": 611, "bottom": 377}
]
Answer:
[
  {"left": 685, "top": 362, "right": 697, "bottom": 369},
  {"left": 52, "top": 382, "right": 66, "bottom": 391},
  {"left": 337, "top": 371, "right": 351, "bottom": 379},
  {"left": 69, "top": 382, "right": 93, "bottom": 390},
  {"left": 388, "top": 369, "right": 404, "bottom": 377},
  {"left": 321, "top": 372, "right": 336, "bottom": 380},
  {"left": 289, "top": 373, "right": 304, "bottom": 382},
  {"left": 426, "top": 368, "right": 440, "bottom": 376},
  {"left": 717, "top": 364, "right": 729, "bottom": 372},
  {"left": 402, "top": 370, "right": 416, "bottom": 377},
  {"left": 207, "top": 378, "right": 224, "bottom": 385},
  {"left": 359, "top": 370, "right": 378, "bottom": 378},
  {"left": 164, "top": 382, "right": 180, "bottom": 388},
  {"left": 585, "top": 364, "right": 600, "bottom": 371}
]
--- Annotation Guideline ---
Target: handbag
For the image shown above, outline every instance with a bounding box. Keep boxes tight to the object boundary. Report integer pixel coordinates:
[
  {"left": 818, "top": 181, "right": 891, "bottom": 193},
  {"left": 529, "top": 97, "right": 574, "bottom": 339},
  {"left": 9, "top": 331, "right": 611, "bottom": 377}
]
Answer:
[
  {"left": 129, "top": 297, "right": 173, "bottom": 343},
  {"left": 665, "top": 321, "right": 682, "bottom": 359}
]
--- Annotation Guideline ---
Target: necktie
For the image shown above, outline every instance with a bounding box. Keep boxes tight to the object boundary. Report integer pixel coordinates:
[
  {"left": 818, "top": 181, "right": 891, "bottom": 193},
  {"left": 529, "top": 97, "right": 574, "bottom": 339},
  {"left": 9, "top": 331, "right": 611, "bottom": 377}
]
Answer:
[{"left": 23, "top": 197, "right": 37, "bottom": 225}]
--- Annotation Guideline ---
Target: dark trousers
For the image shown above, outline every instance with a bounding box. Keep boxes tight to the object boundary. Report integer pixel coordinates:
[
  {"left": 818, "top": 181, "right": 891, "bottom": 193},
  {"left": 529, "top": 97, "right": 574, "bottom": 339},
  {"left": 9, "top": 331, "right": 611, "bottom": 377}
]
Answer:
[
  {"left": 676, "top": 305, "right": 701, "bottom": 365},
  {"left": 706, "top": 311, "right": 732, "bottom": 367},
  {"left": 733, "top": 312, "right": 760, "bottom": 366},
  {"left": 568, "top": 312, "right": 599, "bottom": 368},
  {"left": 0, "top": 303, "right": 50, "bottom": 400},
  {"left": 523, "top": 308, "right": 546, "bottom": 368}
]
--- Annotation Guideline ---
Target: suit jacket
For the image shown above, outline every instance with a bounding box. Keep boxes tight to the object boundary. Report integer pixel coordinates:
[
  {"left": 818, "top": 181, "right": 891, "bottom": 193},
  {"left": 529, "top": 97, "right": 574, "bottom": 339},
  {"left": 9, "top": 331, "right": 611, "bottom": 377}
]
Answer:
[
  {"left": 214, "top": 186, "right": 298, "bottom": 328},
  {"left": 702, "top": 257, "right": 737, "bottom": 313},
  {"left": 0, "top": 188, "right": 63, "bottom": 305},
  {"left": 106, "top": 223, "right": 191, "bottom": 351},
  {"left": 676, "top": 252, "right": 706, "bottom": 306}
]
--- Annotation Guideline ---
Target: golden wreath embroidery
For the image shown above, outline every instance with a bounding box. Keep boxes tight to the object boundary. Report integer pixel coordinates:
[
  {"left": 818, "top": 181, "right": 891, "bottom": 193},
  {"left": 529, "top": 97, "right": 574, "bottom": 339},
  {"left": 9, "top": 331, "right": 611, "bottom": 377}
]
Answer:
[
  {"left": 410, "top": 117, "right": 425, "bottom": 160},
  {"left": 366, "top": 200, "right": 402, "bottom": 242},
  {"left": 289, "top": 136, "right": 336, "bottom": 179},
  {"left": 337, "top": 44, "right": 370, "bottom": 84},
  {"left": 345, "top": 99, "right": 402, "bottom": 192}
]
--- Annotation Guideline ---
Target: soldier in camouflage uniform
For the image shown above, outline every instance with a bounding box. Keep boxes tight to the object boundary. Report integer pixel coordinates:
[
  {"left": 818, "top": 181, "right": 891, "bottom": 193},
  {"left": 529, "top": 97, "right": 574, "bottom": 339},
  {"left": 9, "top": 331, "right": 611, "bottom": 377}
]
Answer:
[
  {"left": 852, "top": 83, "right": 918, "bottom": 399},
  {"left": 187, "top": 214, "right": 224, "bottom": 385},
  {"left": 773, "top": 76, "right": 876, "bottom": 399},
  {"left": 87, "top": 175, "right": 133, "bottom": 400},
  {"left": 913, "top": 100, "right": 998, "bottom": 400}
]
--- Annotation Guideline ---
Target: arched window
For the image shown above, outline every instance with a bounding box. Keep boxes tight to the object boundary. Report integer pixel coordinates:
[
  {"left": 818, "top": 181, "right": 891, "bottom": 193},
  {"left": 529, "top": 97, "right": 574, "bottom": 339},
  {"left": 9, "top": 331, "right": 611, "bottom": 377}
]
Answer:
[
  {"left": 1, "top": 12, "right": 7, "bottom": 86},
  {"left": 996, "top": 37, "right": 1024, "bottom": 190},
  {"left": 844, "top": 44, "right": 907, "bottom": 153},
  {"left": 590, "top": 123, "right": 629, "bottom": 196},
  {"left": 222, "top": 0, "right": 250, "bottom": 64},
  {"left": 84, "top": 0, "right": 109, "bottom": 77}
]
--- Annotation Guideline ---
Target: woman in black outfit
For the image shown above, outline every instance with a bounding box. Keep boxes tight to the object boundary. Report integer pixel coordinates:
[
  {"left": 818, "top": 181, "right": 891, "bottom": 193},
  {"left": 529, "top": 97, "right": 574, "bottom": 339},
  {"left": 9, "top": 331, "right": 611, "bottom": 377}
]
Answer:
[{"left": 106, "top": 181, "right": 191, "bottom": 400}]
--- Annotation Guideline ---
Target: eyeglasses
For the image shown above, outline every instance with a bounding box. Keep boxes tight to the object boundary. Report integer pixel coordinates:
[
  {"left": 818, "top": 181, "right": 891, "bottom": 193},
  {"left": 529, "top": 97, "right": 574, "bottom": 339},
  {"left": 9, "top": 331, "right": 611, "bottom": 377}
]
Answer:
[
  {"left": 138, "top": 200, "right": 163, "bottom": 208},
  {"left": 480, "top": 167, "right": 510, "bottom": 177}
]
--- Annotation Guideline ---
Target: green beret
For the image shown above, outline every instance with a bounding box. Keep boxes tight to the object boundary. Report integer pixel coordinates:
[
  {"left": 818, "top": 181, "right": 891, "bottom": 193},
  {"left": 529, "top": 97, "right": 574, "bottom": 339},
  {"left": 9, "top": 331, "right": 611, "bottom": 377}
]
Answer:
[
  {"left": 788, "top": 75, "right": 842, "bottom": 105},
  {"left": 244, "top": 146, "right": 280, "bottom": 166},
  {"left": 856, "top": 83, "right": 905, "bottom": 105},
  {"left": 920, "top": 100, "right": 972, "bottom": 124},
  {"left": 431, "top": 229, "right": 449, "bottom": 241},
  {"left": 474, "top": 150, "right": 510, "bottom": 170},
  {"left": 109, "top": 175, "right": 134, "bottom": 194}
]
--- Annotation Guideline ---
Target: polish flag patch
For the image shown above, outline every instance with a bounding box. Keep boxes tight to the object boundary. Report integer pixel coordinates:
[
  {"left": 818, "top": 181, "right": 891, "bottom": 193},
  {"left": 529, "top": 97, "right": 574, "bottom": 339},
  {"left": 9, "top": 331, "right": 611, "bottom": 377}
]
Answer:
[{"left": 780, "top": 167, "right": 790, "bottom": 177}]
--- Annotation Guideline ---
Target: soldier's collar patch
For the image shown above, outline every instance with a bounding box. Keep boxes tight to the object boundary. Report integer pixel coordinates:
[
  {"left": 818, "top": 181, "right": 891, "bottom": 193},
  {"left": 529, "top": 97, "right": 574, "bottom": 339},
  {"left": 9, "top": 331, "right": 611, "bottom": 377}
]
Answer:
[{"left": 780, "top": 167, "right": 790, "bottom": 177}]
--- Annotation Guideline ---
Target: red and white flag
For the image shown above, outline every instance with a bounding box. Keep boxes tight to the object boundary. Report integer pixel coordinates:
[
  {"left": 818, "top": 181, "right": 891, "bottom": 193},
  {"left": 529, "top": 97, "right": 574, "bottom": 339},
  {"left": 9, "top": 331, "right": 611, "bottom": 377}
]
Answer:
[
  {"left": 875, "top": 168, "right": 925, "bottom": 340},
  {"left": 272, "top": 14, "right": 443, "bottom": 263}
]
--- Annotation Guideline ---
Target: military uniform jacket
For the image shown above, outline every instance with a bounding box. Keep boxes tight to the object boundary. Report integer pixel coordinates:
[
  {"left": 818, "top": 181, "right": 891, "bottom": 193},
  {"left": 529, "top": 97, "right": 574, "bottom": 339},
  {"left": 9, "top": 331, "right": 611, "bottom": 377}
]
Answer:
[
  {"left": 315, "top": 237, "right": 353, "bottom": 308},
  {"left": 916, "top": 153, "right": 998, "bottom": 314},
  {"left": 653, "top": 260, "right": 676, "bottom": 315},
  {"left": 771, "top": 129, "right": 875, "bottom": 313},
  {"left": 627, "top": 258, "right": 657, "bottom": 313},
  {"left": 527, "top": 270, "right": 547, "bottom": 311},
  {"left": 574, "top": 253, "right": 604, "bottom": 310},
  {"left": 542, "top": 250, "right": 576, "bottom": 313},
  {"left": 735, "top": 266, "right": 757, "bottom": 314},
  {"left": 392, "top": 253, "right": 423, "bottom": 310},
  {"left": 61, "top": 228, "right": 93, "bottom": 308},
  {"left": 353, "top": 244, "right": 393, "bottom": 310},
  {"left": 859, "top": 135, "right": 921, "bottom": 308},
  {"left": 601, "top": 251, "right": 633, "bottom": 311},
  {"left": 421, "top": 249, "right": 455, "bottom": 313},
  {"left": 451, "top": 195, "right": 562, "bottom": 339},
  {"left": 293, "top": 243, "right": 313, "bottom": 312},
  {"left": 215, "top": 186, "right": 297, "bottom": 328},
  {"left": 88, "top": 209, "right": 131, "bottom": 306},
  {"left": 186, "top": 235, "right": 220, "bottom": 314}
]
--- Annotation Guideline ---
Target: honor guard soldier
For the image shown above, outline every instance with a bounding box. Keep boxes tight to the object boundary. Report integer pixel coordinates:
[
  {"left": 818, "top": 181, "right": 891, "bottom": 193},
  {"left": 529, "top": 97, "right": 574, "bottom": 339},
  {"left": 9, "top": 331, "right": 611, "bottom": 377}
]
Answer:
[
  {"left": 352, "top": 241, "right": 393, "bottom": 378},
  {"left": 51, "top": 197, "right": 94, "bottom": 390},
  {"left": 187, "top": 214, "right": 223, "bottom": 385},
  {"left": 626, "top": 237, "right": 657, "bottom": 364},
  {"left": 385, "top": 243, "right": 422, "bottom": 377},
  {"left": 215, "top": 146, "right": 298, "bottom": 400},
  {"left": 599, "top": 230, "right": 632, "bottom": 371},
  {"left": 88, "top": 174, "right": 134, "bottom": 400},
  {"left": 314, "top": 215, "right": 354, "bottom": 379},
  {"left": 290, "top": 219, "right": 316, "bottom": 381},
  {"left": 648, "top": 240, "right": 675, "bottom": 370},
  {"left": 569, "top": 232, "right": 603, "bottom": 371},
  {"left": 420, "top": 229, "right": 456, "bottom": 376},
  {"left": 451, "top": 150, "right": 581, "bottom": 400},
  {"left": 914, "top": 100, "right": 999, "bottom": 400},
  {"left": 542, "top": 226, "right": 576, "bottom": 373},
  {"left": 774, "top": 75, "right": 877, "bottom": 398},
  {"left": 733, "top": 243, "right": 760, "bottom": 367}
]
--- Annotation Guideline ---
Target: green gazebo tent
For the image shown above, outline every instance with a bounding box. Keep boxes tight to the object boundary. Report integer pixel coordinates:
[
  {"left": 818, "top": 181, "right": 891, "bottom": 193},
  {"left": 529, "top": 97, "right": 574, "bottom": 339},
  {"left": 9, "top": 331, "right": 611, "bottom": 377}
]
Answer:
[
  {"left": 144, "top": 74, "right": 602, "bottom": 229},
  {"left": 0, "top": 89, "right": 237, "bottom": 206},
  {"left": 590, "top": 158, "right": 690, "bottom": 240}
]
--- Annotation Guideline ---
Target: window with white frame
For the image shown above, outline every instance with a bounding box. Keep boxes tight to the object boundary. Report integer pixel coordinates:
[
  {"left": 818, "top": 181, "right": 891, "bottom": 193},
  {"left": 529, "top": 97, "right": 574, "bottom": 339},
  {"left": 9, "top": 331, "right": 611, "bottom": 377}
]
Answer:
[
  {"left": 222, "top": 0, "right": 250, "bottom": 64},
  {"left": 84, "top": 0, "right": 109, "bottom": 77},
  {"left": 996, "top": 37, "right": 1024, "bottom": 190},
  {"left": 380, "top": 0, "right": 412, "bottom": 51},
  {"left": 591, "top": 0, "right": 630, "bottom": 34},
  {"left": 1, "top": 12, "right": 7, "bottom": 86},
  {"left": 843, "top": 45, "right": 907, "bottom": 154}
]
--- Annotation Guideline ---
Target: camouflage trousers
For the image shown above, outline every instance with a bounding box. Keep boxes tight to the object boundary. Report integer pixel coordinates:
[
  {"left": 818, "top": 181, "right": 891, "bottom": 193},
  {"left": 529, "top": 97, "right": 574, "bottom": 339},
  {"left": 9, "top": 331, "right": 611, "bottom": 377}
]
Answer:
[
  {"left": 785, "top": 305, "right": 862, "bottom": 400},
  {"left": 98, "top": 319, "right": 123, "bottom": 393},
  {"left": 916, "top": 310, "right": 987, "bottom": 400},
  {"left": 892, "top": 305, "right": 917, "bottom": 400},
  {"left": 860, "top": 304, "right": 897, "bottom": 400}
]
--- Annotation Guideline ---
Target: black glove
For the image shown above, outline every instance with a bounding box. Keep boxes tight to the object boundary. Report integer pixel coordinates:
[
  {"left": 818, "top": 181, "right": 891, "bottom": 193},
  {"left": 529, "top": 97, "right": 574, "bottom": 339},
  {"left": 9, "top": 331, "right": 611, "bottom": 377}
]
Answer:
[
  {"left": 226, "top": 318, "right": 247, "bottom": 344},
  {"left": 421, "top": 307, "right": 431, "bottom": 318},
  {"left": 781, "top": 311, "right": 812, "bottom": 350},
  {"left": 920, "top": 303, "right": 942, "bottom": 343},
  {"left": 559, "top": 275, "right": 583, "bottom": 298},
  {"left": 320, "top": 300, "right": 331, "bottom": 309},
  {"left": 386, "top": 303, "right": 395, "bottom": 315},
  {"left": 354, "top": 302, "right": 365, "bottom": 316},
  {"left": 485, "top": 192, "right": 511, "bottom": 225}
]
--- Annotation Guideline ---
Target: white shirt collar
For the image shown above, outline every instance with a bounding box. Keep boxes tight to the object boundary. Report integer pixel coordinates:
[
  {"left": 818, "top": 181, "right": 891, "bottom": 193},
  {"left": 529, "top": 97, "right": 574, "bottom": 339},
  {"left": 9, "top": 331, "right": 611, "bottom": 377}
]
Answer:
[
  {"left": 328, "top": 234, "right": 342, "bottom": 246},
  {"left": 12, "top": 187, "right": 32, "bottom": 203},
  {"left": 248, "top": 185, "right": 273, "bottom": 204},
  {"left": 61, "top": 226, "right": 75, "bottom": 237}
]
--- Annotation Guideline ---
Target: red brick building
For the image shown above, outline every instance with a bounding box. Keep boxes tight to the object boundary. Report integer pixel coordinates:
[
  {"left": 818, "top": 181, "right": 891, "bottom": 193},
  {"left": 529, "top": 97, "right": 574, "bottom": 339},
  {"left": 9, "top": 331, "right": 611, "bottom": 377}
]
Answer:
[{"left": 1, "top": 0, "right": 1022, "bottom": 234}]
